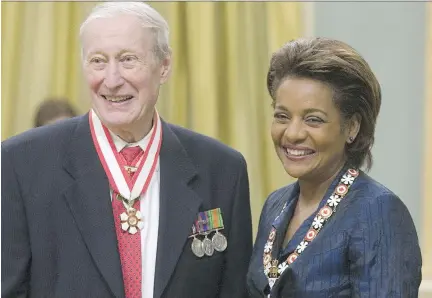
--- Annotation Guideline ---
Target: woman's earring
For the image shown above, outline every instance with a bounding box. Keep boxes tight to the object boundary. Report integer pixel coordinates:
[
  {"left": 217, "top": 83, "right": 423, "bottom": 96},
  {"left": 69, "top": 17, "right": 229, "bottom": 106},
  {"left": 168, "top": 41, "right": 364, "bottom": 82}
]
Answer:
[{"left": 348, "top": 136, "right": 354, "bottom": 143}]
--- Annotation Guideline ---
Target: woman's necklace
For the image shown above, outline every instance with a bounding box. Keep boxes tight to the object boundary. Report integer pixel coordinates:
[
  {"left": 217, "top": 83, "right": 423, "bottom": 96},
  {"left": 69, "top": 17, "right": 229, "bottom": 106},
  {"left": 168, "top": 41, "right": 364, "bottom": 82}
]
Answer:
[{"left": 263, "top": 168, "right": 359, "bottom": 291}]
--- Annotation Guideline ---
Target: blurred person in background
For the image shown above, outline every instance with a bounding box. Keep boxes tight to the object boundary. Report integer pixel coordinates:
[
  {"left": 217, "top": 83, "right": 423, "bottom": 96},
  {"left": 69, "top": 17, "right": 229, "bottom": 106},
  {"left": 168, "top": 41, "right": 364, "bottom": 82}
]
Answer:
[
  {"left": 2, "top": 2, "right": 252, "bottom": 298},
  {"left": 247, "top": 37, "right": 422, "bottom": 298},
  {"left": 34, "top": 98, "right": 78, "bottom": 127}
]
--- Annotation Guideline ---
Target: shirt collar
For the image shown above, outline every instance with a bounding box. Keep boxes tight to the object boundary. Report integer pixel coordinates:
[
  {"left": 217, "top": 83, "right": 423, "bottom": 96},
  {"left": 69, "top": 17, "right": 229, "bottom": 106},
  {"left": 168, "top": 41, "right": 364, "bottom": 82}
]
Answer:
[{"left": 109, "top": 126, "right": 154, "bottom": 153}]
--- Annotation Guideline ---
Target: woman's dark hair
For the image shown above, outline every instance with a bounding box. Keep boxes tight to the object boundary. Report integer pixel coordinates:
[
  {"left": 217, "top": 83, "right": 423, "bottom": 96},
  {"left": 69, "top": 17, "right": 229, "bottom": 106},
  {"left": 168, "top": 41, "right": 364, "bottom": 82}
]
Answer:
[
  {"left": 34, "top": 98, "right": 77, "bottom": 127},
  {"left": 267, "top": 38, "right": 381, "bottom": 171}
]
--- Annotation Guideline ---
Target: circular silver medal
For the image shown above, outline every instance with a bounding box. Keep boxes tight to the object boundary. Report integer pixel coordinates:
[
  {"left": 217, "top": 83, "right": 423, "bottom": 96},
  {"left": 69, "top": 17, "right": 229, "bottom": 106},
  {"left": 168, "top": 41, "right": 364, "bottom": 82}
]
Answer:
[
  {"left": 202, "top": 236, "right": 214, "bottom": 256},
  {"left": 212, "top": 231, "right": 228, "bottom": 252},
  {"left": 191, "top": 237, "right": 204, "bottom": 258}
]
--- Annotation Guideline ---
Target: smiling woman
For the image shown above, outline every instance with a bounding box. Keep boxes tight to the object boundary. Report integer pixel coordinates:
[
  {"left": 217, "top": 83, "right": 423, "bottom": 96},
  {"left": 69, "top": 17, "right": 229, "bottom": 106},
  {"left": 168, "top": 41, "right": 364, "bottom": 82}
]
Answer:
[
  {"left": 247, "top": 37, "right": 422, "bottom": 298},
  {"left": 270, "top": 77, "right": 359, "bottom": 182}
]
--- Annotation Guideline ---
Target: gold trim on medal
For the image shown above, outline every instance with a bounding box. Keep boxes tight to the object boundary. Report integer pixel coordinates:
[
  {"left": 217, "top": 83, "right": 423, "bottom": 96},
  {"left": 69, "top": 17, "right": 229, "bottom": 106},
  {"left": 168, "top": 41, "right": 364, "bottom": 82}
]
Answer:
[{"left": 120, "top": 208, "right": 144, "bottom": 235}]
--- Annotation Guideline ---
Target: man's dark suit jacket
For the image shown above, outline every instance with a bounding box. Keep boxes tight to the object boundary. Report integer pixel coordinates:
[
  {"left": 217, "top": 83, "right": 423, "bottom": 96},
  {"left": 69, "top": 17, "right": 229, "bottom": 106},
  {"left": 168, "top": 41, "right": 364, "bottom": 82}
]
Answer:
[{"left": 2, "top": 114, "right": 253, "bottom": 298}]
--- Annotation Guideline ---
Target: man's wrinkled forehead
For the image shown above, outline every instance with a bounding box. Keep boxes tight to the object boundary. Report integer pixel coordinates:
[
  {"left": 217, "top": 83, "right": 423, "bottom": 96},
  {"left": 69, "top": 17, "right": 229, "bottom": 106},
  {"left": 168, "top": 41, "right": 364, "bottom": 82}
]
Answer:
[
  {"left": 81, "top": 15, "right": 155, "bottom": 55},
  {"left": 84, "top": 15, "right": 140, "bottom": 33}
]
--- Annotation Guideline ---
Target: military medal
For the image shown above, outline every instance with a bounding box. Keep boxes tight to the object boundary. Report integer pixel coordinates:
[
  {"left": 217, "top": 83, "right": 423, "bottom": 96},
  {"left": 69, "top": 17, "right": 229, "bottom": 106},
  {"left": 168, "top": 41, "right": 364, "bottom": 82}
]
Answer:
[
  {"left": 262, "top": 168, "right": 360, "bottom": 291},
  {"left": 208, "top": 208, "right": 227, "bottom": 252},
  {"left": 191, "top": 236, "right": 205, "bottom": 258},
  {"left": 211, "top": 230, "right": 227, "bottom": 252},
  {"left": 202, "top": 234, "right": 214, "bottom": 256},
  {"left": 189, "top": 208, "right": 227, "bottom": 257}
]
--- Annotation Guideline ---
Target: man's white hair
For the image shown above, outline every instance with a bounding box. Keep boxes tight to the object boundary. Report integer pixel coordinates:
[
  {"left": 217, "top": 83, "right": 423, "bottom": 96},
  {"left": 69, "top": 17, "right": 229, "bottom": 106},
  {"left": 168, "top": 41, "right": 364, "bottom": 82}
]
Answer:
[{"left": 80, "top": 2, "right": 171, "bottom": 61}]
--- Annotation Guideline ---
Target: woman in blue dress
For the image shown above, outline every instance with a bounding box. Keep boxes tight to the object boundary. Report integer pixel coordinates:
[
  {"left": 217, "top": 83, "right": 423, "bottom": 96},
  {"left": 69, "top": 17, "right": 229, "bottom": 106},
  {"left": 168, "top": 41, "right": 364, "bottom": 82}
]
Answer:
[{"left": 247, "top": 38, "right": 422, "bottom": 298}]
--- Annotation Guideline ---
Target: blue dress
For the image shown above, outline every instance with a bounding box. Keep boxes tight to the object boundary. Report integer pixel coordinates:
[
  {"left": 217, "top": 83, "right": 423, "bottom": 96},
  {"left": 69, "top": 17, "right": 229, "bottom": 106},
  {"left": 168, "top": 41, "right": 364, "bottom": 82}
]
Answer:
[{"left": 247, "top": 168, "right": 422, "bottom": 297}]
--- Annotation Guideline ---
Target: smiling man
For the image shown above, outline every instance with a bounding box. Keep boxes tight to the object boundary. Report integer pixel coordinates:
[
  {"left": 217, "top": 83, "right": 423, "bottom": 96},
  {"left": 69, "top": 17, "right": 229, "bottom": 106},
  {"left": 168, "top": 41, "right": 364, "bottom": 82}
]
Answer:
[{"left": 1, "top": 2, "right": 252, "bottom": 298}]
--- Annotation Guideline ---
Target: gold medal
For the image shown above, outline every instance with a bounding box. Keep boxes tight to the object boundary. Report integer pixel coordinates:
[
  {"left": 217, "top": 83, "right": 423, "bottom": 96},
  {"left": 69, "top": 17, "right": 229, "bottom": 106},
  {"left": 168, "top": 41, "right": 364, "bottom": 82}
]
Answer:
[
  {"left": 120, "top": 208, "right": 144, "bottom": 235},
  {"left": 269, "top": 260, "right": 279, "bottom": 278}
]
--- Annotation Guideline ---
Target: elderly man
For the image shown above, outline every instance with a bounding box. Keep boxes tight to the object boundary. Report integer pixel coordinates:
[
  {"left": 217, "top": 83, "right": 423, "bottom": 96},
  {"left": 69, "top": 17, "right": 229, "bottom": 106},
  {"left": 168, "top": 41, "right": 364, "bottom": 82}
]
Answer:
[{"left": 1, "top": 2, "right": 252, "bottom": 298}]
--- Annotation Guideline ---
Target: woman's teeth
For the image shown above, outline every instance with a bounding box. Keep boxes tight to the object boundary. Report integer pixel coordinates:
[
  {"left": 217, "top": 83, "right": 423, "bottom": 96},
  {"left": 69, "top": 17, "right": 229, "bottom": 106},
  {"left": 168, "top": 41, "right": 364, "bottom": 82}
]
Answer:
[{"left": 286, "top": 148, "right": 315, "bottom": 156}]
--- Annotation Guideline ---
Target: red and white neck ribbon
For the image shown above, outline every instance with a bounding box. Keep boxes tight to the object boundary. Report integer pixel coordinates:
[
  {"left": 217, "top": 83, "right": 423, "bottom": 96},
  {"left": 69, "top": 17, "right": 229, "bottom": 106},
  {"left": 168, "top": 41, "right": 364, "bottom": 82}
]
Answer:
[{"left": 89, "top": 109, "right": 163, "bottom": 201}]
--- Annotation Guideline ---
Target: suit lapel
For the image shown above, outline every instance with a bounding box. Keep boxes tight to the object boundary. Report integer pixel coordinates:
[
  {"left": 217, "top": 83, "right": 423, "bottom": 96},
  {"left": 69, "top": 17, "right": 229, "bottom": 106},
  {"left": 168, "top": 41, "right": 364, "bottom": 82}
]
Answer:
[
  {"left": 62, "top": 114, "right": 125, "bottom": 298},
  {"left": 271, "top": 183, "right": 299, "bottom": 260},
  {"left": 257, "top": 185, "right": 299, "bottom": 296},
  {"left": 153, "top": 122, "right": 202, "bottom": 298}
]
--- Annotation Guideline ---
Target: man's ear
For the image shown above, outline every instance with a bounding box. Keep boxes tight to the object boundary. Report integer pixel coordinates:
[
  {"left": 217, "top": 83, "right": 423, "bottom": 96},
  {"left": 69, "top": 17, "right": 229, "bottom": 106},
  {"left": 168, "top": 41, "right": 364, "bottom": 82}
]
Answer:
[{"left": 159, "top": 53, "right": 172, "bottom": 85}]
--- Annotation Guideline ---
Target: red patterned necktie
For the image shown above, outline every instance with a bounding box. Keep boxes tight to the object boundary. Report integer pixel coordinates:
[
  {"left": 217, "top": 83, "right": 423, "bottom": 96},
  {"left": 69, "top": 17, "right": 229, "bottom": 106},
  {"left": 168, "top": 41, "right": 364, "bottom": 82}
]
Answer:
[{"left": 112, "top": 146, "right": 143, "bottom": 298}]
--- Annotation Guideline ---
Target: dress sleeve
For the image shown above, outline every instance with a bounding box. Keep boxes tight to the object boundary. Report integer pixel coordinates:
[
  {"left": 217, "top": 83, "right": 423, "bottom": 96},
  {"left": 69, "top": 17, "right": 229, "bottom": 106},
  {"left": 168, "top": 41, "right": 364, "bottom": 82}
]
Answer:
[{"left": 348, "top": 193, "right": 422, "bottom": 297}]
